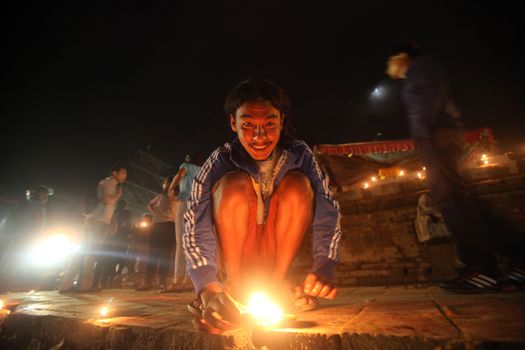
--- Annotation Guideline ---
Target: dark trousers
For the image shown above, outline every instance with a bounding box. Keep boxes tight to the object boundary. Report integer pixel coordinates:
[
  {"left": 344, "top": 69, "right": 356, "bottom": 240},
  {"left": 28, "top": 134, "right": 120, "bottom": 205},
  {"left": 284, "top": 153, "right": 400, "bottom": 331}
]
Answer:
[
  {"left": 145, "top": 221, "right": 176, "bottom": 286},
  {"left": 415, "top": 128, "right": 497, "bottom": 270}
]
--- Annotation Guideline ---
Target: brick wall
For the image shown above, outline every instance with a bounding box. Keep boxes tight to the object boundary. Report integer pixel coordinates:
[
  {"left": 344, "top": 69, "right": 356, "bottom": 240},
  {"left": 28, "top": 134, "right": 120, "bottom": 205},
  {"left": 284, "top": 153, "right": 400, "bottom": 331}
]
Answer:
[{"left": 289, "top": 174, "right": 525, "bottom": 287}]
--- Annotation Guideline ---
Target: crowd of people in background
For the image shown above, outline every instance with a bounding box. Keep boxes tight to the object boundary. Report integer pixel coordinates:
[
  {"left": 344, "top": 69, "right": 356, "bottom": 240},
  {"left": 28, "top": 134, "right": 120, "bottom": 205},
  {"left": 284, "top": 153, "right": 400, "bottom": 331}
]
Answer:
[
  {"left": 62, "top": 154, "right": 201, "bottom": 294},
  {"left": 0, "top": 154, "right": 203, "bottom": 295}
]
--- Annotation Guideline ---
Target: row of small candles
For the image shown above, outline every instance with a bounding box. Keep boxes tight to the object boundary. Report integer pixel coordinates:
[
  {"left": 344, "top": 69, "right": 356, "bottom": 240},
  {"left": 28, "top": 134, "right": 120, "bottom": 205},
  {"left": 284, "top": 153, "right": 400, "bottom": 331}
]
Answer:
[
  {"left": 362, "top": 153, "right": 492, "bottom": 190},
  {"left": 2, "top": 290, "right": 287, "bottom": 328},
  {"left": 363, "top": 167, "right": 426, "bottom": 190}
]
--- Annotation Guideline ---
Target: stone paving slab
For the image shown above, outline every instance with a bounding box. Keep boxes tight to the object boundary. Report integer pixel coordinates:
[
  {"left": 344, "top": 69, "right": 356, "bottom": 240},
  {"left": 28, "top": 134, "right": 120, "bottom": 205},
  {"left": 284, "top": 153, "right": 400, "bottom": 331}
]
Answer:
[{"left": 1, "top": 285, "right": 525, "bottom": 349}]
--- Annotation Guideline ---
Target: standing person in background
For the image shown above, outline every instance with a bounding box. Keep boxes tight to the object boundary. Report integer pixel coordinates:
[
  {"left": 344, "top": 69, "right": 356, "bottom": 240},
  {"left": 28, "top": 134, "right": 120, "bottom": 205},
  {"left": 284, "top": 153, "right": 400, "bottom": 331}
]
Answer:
[
  {"left": 106, "top": 200, "right": 133, "bottom": 288},
  {"left": 167, "top": 153, "right": 202, "bottom": 292},
  {"left": 0, "top": 185, "right": 53, "bottom": 293},
  {"left": 131, "top": 213, "right": 153, "bottom": 289},
  {"left": 80, "top": 165, "right": 127, "bottom": 293},
  {"left": 136, "top": 176, "right": 178, "bottom": 291},
  {"left": 385, "top": 42, "right": 525, "bottom": 292}
]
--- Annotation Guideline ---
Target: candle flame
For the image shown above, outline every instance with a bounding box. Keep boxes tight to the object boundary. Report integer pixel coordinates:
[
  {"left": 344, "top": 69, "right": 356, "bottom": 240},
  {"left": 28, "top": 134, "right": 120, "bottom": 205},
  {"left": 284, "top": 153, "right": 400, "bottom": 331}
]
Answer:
[
  {"left": 245, "top": 292, "right": 283, "bottom": 326},
  {"left": 100, "top": 306, "right": 109, "bottom": 317}
]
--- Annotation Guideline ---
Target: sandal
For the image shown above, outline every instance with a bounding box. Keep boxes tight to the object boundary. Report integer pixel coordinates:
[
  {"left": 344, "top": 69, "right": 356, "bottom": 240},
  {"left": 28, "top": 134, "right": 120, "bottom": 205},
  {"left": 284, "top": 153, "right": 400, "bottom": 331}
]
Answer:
[
  {"left": 294, "top": 295, "right": 319, "bottom": 312},
  {"left": 188, "top": 298, "right": 204, "bottom": 316}
]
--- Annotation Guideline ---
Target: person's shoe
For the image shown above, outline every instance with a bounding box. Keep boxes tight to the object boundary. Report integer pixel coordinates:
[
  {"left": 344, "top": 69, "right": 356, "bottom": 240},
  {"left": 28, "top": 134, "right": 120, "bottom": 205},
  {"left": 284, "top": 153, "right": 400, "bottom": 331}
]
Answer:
[
  {"left": 293, "top": 295, "right": 319, "bottom": 312},
  {"left": 500, "top": 267, "right": 525, "bottom": 291},
  {"left": 439, "top": 269, "right": 500, "bottom": 293}
]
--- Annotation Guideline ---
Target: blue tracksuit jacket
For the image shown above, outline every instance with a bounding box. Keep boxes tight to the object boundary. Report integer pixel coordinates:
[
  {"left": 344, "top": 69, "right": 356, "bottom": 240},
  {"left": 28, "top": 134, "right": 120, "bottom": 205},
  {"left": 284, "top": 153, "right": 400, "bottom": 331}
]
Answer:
[{"left": 183, "top": 138, "right": 342, "bottom": 293}]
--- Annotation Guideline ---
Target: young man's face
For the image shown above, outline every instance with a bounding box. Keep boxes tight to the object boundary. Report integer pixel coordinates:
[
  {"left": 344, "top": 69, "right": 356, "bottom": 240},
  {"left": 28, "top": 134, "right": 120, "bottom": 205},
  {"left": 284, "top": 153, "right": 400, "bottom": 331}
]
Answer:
[
  {"left": 112, "top": 169, "right": 128, "bottom": 183},
  {"left": 386, "top": 53, "right": 410, "bottom": 79},
  {"left": 230, "top": 100, "right": 284, "bottom": 161}
]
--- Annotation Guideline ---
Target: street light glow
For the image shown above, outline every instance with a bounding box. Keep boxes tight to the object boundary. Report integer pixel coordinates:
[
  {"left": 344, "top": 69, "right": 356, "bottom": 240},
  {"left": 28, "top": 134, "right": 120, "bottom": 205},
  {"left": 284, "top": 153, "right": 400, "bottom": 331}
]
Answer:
[{"left": 371, "top": 87, "right": 382, "bottom": 98}]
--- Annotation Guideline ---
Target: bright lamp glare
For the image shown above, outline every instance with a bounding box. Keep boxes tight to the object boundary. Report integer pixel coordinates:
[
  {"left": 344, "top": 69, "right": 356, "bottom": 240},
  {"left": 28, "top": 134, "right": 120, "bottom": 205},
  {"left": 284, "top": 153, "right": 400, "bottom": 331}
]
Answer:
[
  {"left": 0, "top": 299, "right": 4, "bottom": 310},
  {"left": 372, "top": 87, "right": 382, "bottom": 98},
  {"left": 28, "top": 235, "right": 78, "bottom": 267},
  {"left": 246, "top": 292, "right": 283, "bottom": 326}
]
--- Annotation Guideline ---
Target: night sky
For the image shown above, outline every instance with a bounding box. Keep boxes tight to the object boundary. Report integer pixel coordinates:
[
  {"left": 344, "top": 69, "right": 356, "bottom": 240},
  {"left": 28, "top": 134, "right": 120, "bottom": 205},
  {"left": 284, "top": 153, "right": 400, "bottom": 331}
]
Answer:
[{"left": 2, "top": 1, "right": 525, "bottom": 209}]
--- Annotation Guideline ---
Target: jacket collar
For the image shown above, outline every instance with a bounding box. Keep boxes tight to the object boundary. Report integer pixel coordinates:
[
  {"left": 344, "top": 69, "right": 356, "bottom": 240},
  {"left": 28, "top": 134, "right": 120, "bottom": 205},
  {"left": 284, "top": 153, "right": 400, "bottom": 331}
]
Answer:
[{"left": 229, "top": 137, "right": 297, "bottom": 178}]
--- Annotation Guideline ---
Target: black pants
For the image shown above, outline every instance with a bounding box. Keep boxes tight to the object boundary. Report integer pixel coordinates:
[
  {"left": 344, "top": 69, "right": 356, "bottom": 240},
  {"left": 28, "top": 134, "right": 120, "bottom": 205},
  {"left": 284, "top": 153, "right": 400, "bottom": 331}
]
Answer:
[
  {"left": 145, "top": 221, "right": 176, "bottom": 286},
  {"left": 416, "top": 128, "right": 497, "bottom": 270}
]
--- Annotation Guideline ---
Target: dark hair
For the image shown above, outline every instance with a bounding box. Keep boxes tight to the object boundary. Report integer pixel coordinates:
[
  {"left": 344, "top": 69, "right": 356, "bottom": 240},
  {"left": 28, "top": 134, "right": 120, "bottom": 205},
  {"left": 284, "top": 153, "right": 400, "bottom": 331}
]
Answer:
[
  {"left": 224, "top": 78, "right": 296, "bottom": 144},
  {"left": 390, "top": 41, "right": 422, "bottom": 58},
  {"left": 110, "top": 164, "right": 127, "bottom": 175},
  {"left": 163, "top": 175, "right": 174, "bottom": 193},
  {"left": 185, "top": 151, "right": 203, "bottom": 166}
]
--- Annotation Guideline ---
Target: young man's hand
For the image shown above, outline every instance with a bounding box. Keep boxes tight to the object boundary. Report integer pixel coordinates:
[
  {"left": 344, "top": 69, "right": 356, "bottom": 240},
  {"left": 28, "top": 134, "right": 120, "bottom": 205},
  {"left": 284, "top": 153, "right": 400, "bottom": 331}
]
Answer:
[
  {"left": 300, "top": 273, "right": 338, "bottom": 300},
  {"left": 193, "top": 284, "right": 241, "bottom": 334}
]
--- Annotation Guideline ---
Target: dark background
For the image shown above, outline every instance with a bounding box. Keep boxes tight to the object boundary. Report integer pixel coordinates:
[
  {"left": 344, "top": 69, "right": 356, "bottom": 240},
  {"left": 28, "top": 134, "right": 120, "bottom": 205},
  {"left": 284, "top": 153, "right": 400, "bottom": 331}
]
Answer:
[{"left": 2, "top": 1, "right": 524, "bottom": 210}]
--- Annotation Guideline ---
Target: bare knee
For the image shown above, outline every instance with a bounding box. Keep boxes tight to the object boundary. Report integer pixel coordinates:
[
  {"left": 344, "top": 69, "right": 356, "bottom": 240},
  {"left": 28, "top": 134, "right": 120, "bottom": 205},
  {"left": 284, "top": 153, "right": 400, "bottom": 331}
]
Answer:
[
  {"left": 213, "top": 172, "right": 255, "bottom": 208},
  {"left": 277, "top": 171, "right": 313, "bottom": 202}
]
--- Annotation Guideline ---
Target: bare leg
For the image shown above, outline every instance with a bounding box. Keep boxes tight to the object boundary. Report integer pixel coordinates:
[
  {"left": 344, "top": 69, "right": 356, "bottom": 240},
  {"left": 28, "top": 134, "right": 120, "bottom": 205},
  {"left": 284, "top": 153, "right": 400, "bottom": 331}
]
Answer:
[
  {"left": 212, "top": 172, "right": 256, "bottom": 294},
  {"left": 271, "top": 171, "right": 313, "bottom": 281}
]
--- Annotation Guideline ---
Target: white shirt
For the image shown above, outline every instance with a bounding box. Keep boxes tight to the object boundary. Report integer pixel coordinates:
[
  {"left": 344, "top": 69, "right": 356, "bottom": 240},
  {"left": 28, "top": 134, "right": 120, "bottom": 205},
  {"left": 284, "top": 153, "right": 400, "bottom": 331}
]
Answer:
[
  {"left": 90, "top": 176, "right": 119, "bottom": 225},
  {"left": 149, "top": 193, "right": 178, "bottom": 224}
]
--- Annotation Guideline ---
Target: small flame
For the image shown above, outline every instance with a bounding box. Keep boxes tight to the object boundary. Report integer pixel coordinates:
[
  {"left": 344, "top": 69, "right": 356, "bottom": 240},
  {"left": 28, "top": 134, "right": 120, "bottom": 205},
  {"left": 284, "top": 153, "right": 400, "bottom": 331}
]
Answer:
[
  {"left": 371, "top": 176, "right": 377, "bottom": 182},
  {"left": 100, "top": 306, "right": 109, "bottom": 317},
  {"left": 399, "top": 170, "right": 405, "bottom": 177},
  {"left": 417, "top": 172, "right": 423, "bottom": 179},
  {"left": 245, "top": 292, "right": 283, "bottom": 326},
  {"left": 363, "top": 182, "right": 369, "bottom": 189}
]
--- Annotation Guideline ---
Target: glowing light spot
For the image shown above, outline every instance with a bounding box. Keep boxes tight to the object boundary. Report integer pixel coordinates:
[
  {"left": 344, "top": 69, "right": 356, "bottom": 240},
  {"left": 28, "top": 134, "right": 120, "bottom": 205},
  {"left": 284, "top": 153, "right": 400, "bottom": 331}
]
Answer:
[
  {"left": 483, "top": 160, "right": 489, "bottom": 165},
  {"left": 399, "top": 170, "right": 405, "bottom": 177},
  {"left": 139, "top": 221, "right": 148, "bottom": 228},
  {"left": 0, "top": 299, "right": 4, "bottom": 310},
  {"left": 417, "top": 172, "right": 423, "bottom": 179},
  {"left": 246, "top": 292, "right": 283, "bottom": 326},
  {"left": 371, "top": 176, "right": 377, "bottom": 182},
  {"left": 363, "top": 182, "right": 369, "bottom": 189},
  {"left": 100, "top": 306, "right": 109, "bottom": 317}
]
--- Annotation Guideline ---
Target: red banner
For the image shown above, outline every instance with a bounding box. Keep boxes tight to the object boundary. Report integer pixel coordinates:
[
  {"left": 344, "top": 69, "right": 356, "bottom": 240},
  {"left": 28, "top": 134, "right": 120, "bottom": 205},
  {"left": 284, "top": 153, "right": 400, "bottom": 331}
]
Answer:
[{"left": 315, "top": 128, "right": 494, "bottom": 156}]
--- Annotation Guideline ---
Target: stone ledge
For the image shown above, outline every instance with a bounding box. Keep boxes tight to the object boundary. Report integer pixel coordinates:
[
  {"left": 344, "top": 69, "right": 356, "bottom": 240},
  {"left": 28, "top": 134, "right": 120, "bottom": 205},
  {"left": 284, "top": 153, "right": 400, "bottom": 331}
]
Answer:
[{"left": 2, "top": 287, "right": 525, "bottom": 349}]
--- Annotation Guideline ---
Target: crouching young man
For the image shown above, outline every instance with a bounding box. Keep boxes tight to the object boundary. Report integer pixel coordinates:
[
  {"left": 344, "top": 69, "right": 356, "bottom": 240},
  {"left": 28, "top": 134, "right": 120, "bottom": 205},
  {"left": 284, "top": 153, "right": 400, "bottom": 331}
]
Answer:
[{"left": 184, "top": 78, "right": 342, "bottom": 333}]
